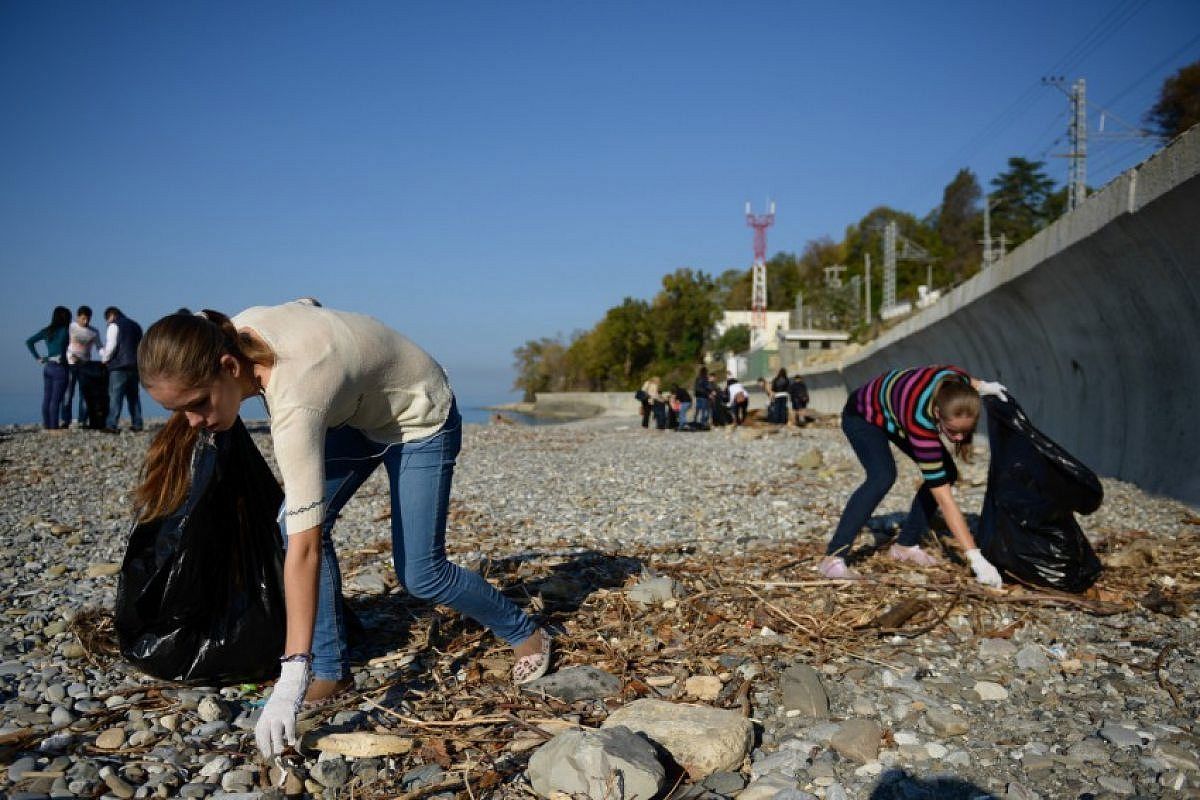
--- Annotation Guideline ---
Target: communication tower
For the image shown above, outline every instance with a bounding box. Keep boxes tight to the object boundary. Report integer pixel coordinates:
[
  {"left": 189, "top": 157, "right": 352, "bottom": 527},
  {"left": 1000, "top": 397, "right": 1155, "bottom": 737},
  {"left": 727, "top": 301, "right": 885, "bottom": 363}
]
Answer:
[{"left": 745, "top": 201, "right": 775, "bottom": 332}]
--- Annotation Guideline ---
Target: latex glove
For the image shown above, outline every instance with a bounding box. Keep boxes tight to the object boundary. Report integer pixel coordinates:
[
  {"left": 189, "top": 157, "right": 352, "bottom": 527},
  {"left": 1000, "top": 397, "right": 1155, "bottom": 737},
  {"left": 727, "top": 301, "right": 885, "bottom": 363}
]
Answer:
[
  {"left": 976, "top": 380, "right": 1008, "bottom": 402},
  {"left": 255, "top": 660, "right": 311, "bottom": 759},
  {"left": 966, "top": 548, "right": 1003, "bottom": 588}
]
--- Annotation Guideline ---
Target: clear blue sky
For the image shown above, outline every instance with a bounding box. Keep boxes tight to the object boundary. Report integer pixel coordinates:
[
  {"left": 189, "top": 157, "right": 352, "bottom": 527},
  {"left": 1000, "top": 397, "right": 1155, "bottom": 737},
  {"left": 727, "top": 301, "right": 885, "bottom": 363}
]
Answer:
[{"left": 3, "top": 1, "right": 1197, "bottom": 421}]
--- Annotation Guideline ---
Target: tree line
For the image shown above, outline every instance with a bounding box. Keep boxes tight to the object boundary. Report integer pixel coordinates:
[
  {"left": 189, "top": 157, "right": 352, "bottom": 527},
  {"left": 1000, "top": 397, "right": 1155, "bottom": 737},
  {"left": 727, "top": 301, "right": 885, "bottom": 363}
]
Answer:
[{"left": 513, "top": 61, "right": 1200, "bottom": 401}]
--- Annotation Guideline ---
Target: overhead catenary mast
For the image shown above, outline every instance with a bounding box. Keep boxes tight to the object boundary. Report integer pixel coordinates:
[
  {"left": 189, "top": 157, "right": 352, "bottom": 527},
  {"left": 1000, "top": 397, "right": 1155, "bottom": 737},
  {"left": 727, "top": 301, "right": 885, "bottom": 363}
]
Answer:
[{"left": 745, "top": 200, "right": 775, "bottom": 338}]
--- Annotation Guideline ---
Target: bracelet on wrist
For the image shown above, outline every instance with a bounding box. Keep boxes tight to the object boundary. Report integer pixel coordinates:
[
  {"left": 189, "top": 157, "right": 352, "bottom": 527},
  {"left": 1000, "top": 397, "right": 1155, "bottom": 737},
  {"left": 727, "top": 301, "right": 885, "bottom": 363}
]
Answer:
[{"left": 280, "top": 652, "right": 312, "bottom": 664}]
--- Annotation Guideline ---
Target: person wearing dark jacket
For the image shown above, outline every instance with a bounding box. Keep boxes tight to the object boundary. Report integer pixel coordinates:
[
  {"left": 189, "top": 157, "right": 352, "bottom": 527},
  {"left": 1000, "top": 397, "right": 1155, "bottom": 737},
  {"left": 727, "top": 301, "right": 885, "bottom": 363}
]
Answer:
[
  {"left": 769, "top": 369, "right": 791, "bottom": 424},
  {"left": 100, "top": 306, "right": 144, "bottom": 432},
  {"left": 788, "top": 373, "right": 810, "bottom": 426},
  {"left": 693, "top": 367, "right": 713, "bottom": 427}
]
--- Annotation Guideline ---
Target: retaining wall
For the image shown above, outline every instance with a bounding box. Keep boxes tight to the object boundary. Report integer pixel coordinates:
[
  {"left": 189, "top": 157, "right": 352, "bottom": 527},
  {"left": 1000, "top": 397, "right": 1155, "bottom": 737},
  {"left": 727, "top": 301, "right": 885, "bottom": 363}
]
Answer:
[{"left": 805, "top": 125, "right": 1200, "bottom": 505}]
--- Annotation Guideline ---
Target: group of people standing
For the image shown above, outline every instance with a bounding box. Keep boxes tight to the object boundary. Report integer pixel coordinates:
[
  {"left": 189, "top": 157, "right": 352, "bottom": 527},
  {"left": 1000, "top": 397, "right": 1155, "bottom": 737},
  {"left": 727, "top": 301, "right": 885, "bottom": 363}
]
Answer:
[
  {"left": 638, "top": 366, "right": 809, "bottom": 431},
  {"left": 25, "top": 305, "right": 145, "bottom": 432}
]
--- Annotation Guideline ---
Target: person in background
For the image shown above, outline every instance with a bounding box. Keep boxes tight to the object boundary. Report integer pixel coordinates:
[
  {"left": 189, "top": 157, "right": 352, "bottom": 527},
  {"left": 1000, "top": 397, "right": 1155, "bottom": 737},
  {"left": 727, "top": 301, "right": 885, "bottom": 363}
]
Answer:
[
  {"left": 62, "top": 305, "right": 101, "bottom": 428},
  {"left": 639, "top": 375, "right": 662, "bottom": 430},
  {"left": 818, "top": 364, "right": 1007, "bottom": 587},
  {"left": 100, "top": 306, "right": 144, "bottom": 432},
  {"left": 692, "top": 366, "right": 713, "bottom": 428},
  {"left": 727, "top": 377, "right": 749, "bottom": 425},
  {"left": 788, "top": 372, "right": 810, "bottom": 427},
  {"left": 135, "top": 303, "right": 551, "bottom": 760},
  {"left": 25, "top": 306, "right": 72, "bottom": 430},
  {"left": 770, "top": 368, "right": 791, "bottom": 424},
  {"left": 672, "top": 385, "right": 692, "bottom": 430}
]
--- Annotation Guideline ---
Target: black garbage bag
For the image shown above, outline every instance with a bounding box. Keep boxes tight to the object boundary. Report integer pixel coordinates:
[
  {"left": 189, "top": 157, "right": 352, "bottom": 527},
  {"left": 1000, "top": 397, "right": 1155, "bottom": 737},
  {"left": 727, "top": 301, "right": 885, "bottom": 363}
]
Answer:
[
  {"left": 977, "top": 393, "right": 1104, "bottom": 593},
  {"left": 78, "top": 361, "right": 109, "bottom": 429},
  {"left": 115, "top": 418, "right": 286, "bottom": 682}
]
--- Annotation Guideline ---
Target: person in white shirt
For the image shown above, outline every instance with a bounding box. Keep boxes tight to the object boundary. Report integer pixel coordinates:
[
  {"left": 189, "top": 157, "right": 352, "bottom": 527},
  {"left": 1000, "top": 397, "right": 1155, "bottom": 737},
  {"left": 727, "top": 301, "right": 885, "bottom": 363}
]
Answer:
[
  {"left": 62, "top": 305, "right": 102, "bottom": 427},
  {"left": 133, "top": 302, "right": 551, "bottom": 760},
  {"left": 727, "top": 378, "right": 750, "bottom": 425}
]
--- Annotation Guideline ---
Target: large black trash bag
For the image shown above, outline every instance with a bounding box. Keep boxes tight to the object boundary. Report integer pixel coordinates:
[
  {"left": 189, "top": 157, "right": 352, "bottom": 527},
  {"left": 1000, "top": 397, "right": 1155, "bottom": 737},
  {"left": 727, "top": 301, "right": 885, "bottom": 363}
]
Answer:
[
  {"left": 977, "top": 393, "right": 1104, "bottom": 593},
  {"left": 115, "top": 418, "right": 286, "bottom": 682}
]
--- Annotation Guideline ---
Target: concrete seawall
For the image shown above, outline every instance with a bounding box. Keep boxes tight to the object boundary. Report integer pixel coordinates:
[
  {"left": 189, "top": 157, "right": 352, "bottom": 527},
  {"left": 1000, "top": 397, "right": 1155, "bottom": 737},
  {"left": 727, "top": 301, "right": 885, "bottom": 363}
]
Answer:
[{"left": 804, "top": 125, "right": 1200, "bottom": 505}]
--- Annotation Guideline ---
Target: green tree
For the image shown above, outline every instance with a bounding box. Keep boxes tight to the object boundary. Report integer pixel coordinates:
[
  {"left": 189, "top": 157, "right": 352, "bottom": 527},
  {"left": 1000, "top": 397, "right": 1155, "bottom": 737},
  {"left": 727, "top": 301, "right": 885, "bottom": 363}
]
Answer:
[
  {"left": 577, "top": 297, "right": 653, "bottom": 389},
  {"left": 1145, "top": 59, "right": 1200, "bottom": 142},
  {"left": 934, "top": 168, "right": 982, "bottom": 284},
  {"left": 649, "top": 267, "right": 721, "bottom": 367},
  {"left": 989, "top": 157, "right": 1057, "bottom": 248},
  {"left": 511, "top": 336, "right": 570, "bottom": 401},
  {"left": 712, "top": 323, "right": 750, "bottom": 357}
]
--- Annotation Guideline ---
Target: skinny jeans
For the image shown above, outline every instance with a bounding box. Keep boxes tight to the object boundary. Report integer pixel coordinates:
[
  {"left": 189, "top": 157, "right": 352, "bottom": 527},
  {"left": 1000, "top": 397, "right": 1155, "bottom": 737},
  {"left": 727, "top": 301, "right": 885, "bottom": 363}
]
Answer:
[
  {"left": 283, "top": 401, "right": 537, "bottom": 681},
  {"left": 826, "top": 411, "right": 955, "bottom": 557},
  {"left": 62, "top": 363, "right": 87, "bottom": 425},
  {"left": 693, "top": 397, "right": 710, "bottom": 426},
  {"left": 41, "top": 362, "right": 68, "bottom": 429}
]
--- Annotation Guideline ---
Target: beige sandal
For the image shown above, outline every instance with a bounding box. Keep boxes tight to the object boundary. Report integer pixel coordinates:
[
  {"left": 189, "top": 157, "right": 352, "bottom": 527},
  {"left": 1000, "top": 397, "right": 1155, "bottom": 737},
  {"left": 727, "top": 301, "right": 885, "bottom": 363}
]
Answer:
[{"left": 512, "top": 629, "right": 553, "bottom": 685}]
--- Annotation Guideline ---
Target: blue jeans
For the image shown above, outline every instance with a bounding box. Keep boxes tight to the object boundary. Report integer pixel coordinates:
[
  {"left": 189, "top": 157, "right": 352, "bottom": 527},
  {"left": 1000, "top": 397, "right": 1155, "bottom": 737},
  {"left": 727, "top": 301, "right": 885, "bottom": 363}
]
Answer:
[
  {"left": 676, "top": 402, "right": 690, "bottom": 428},
  {"left": 284, "top": 401, "right": 537, "bottom": 681},
  {"left": 106, "top": 367, "right": 143, "bottom": 430},
  {"left": 826, "top": 412, "right": 954, "bottom": 557},
  {"left": 62, "top": 363, "right": 87, "bottom": 425},
  {"left": 693, "top": 397, "right": 710, "bottom": 426},
  {"left": 42, "top": 362, "right": 68, "bottom": 429}
]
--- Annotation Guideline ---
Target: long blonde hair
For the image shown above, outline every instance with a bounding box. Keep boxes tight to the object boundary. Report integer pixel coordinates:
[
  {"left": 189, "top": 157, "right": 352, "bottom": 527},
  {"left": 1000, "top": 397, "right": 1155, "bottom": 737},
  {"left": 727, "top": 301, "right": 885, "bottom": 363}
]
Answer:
[
  {"left": 933, "top": 379, "right": 981, "bottom": 462},
  {"left": 134, "top": 310, "right": 276, "bottom": 522}
]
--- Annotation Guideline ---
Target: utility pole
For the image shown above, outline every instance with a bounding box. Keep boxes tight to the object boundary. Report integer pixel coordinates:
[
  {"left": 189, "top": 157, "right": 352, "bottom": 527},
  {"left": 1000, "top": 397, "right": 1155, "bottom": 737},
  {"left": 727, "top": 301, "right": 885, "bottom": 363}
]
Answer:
[
  {"left": 863, "top": 252, "right": 871, "bottom": 325},
  {"left": 883, "top": 221, "right": 897, "bottom": 313},
  {"left": 982, "top": 198, "right": 993, "bottom": 266},
  {"left": 1043, "top": 76, "right": 1088, "bottom": 210}
]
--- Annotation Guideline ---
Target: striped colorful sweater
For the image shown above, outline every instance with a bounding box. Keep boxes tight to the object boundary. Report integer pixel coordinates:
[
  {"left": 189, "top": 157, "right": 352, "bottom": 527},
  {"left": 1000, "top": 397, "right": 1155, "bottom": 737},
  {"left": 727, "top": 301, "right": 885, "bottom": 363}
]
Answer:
[{"left": 846, "top": 365, "right": 972, "bottom": 486}]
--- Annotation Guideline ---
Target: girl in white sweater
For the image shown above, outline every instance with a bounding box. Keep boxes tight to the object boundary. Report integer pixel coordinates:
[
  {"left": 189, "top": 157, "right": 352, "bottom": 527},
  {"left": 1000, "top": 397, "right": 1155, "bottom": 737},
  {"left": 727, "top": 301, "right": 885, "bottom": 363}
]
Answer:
[{"left": 135, "top": 302, "right": 550, "bottom": 759}]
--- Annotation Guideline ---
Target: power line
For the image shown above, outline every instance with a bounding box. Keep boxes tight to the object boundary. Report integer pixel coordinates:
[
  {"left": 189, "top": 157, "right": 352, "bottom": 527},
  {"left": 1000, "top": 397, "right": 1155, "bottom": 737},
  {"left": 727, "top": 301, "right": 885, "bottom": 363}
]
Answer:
[
  {"left": 1047, "top": 0, "right": 1150, "bottom": 76},
  {"left": 1099, "top": 30, "right": 1200, "bottom": 110},
  {"left": 935, "top": 0, "right": 1150, "bottom": 185}
]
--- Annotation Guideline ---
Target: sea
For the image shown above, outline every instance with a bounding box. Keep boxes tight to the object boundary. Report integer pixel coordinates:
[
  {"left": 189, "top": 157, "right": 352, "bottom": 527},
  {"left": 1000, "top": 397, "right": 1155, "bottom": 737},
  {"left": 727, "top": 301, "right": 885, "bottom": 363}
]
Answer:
[{"left": 0, "top": 390, "right": 560, "bottom": 428}]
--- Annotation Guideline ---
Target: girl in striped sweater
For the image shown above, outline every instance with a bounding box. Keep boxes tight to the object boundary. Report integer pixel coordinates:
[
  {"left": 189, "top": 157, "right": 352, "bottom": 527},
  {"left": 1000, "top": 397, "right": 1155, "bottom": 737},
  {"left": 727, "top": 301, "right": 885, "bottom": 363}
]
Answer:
[{"left": 819, "top": 365, "right": 1006, "bottom": 587}]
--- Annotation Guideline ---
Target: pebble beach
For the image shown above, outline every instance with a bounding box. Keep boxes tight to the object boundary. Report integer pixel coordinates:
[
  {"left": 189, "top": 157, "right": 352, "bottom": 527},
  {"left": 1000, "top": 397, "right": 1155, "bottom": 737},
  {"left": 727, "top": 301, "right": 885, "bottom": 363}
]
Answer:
[{"left": 2, "top": 414, "right": 1198, "bottom": 799}]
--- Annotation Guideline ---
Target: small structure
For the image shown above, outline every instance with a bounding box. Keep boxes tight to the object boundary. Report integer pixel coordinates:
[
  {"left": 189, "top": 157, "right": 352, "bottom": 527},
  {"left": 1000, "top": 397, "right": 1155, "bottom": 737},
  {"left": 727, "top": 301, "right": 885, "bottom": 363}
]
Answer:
[{"left": 775, "top": 327, "right": 851, "bottom": 370}]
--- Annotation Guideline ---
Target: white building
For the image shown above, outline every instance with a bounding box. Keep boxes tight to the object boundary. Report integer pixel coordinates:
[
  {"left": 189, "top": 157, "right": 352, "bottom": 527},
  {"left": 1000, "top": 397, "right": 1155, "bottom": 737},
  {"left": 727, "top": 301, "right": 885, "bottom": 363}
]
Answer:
[{"left": 714, "top": 310, "right": 793, "bottom": 351}]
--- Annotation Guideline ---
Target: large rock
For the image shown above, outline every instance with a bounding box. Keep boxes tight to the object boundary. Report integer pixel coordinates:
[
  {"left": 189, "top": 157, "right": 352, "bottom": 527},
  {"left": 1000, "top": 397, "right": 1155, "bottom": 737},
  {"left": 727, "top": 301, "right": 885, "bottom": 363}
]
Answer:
[
  {"left": 305, "top": 731, "right": 414, "bottom": 757},
  {"left": 601, "top": 699, "right": 753, "bottom": 778},
  {"left": 780, "top": 664, "right": 829, "bottom": 718},
  {"left": 523, "top": 665, "right": 622, "bottom": 702},
  {"left": 527, "top": 726, "right": 665, "bottom": 800},
  {"left": 829, "top": 718, "right": 881, "bottom": 764},
  {"left": 626, "top": 575, "right": 682, "bottom": 606},
  {"left": 738, "top": 772, "right": 815, "bottom": 800},
  {"left": 924, "top": 708, "right": 970, "bottom": 736}
]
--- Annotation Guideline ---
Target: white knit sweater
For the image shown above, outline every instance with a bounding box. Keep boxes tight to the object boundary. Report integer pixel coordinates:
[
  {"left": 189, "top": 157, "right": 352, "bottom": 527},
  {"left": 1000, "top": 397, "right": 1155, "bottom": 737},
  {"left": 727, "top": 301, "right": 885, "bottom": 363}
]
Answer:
[{"left": 233, "top": 302, "right": 452, "bottom": 534}]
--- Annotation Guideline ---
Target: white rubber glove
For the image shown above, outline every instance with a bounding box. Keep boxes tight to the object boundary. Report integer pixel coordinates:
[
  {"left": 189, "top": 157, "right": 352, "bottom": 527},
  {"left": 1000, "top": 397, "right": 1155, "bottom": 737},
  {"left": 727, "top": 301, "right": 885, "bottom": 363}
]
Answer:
[
  {"left": 966, "top": 548, "right": 1003, "bottom": 588},
  {"left": 976, "top": 380, "right": 1009, "bottom": 402},
  {"left": 255, "top": 660, "right": 311, "bottom": 759}
]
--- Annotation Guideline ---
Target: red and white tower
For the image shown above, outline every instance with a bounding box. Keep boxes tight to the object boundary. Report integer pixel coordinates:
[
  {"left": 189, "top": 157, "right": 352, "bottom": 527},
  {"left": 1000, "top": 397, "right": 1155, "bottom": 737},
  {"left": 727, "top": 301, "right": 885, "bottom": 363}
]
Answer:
[{"left": 745, "top": 200, "right": 775, "bottom": 333}]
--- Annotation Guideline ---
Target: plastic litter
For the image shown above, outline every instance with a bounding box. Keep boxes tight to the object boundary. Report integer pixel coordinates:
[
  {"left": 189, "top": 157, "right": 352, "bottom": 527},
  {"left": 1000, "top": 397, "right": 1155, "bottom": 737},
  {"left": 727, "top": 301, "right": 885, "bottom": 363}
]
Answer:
[
  {"left": 977, "top": 393, "right": 1103, "bottom": 593},
  {"left": 115, "top": 417, "right": 287, "bottom": 682}
]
